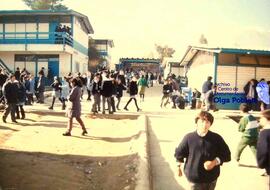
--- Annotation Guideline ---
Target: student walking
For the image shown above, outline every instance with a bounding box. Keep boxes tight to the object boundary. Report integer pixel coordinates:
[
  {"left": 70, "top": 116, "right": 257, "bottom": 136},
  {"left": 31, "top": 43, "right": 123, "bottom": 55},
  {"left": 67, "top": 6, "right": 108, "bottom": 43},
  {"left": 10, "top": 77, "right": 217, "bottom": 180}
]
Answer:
[
  {"left": 63, "top": 78, "right": 88, "bottom": 136},
  {"left": 60, "top": 77, "right": 70, "bottom": 110},
  {"left": 49, "top": 76, "right": 62, "bottom": 110},
  {"left": 36, "top": 72, "right": 45, "bottom": 104},
  {"left": 91, "top": 74, "right": 101, "bottom": 114},
  {"left": 235, "top": 103, "right": 259, "bottom": 164},
  {"left": 137, "top": 75, "right": 148, "bottom": 102},
  {"left": 175, "top": 111, "right": 231, "bottom": 190},
  {"left": 160, "top": 79, "right": 173, "bottom": 108},
  {"left": 100, "top": 72, "right": 113, "bottom": 114},
  {"left": 115, "top": 78, "right": 126, "bottom": 110},
  {"left": 124, "top": 76, "right": 141, "bottom": 112},
  {"left": 15, "top": 79, "right": 26, "bottom": 119},
  {"left": 2, "top": 75, "right": 18, "bottom": 123},
  {"left": 257, "top": 110, "right": 270, "bottom": 183}
]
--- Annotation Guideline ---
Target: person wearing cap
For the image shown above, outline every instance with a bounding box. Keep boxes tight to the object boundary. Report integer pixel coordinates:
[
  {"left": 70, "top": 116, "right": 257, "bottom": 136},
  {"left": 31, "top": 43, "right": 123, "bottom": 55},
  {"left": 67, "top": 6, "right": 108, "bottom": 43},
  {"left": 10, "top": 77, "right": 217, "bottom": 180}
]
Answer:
[{"left": 2, "top": 74, "right": 18, "bottom": 123}]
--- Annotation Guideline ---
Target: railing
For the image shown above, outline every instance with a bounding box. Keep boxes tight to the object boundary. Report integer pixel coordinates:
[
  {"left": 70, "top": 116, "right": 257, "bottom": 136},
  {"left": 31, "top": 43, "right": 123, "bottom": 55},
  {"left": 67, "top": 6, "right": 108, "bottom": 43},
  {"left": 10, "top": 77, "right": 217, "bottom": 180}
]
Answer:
[
  {"left": 0, "top": 32, "right": 73, "bottom": 47},
  {"left": 0, "top": 58, "right": 12, "bottom": 75}
]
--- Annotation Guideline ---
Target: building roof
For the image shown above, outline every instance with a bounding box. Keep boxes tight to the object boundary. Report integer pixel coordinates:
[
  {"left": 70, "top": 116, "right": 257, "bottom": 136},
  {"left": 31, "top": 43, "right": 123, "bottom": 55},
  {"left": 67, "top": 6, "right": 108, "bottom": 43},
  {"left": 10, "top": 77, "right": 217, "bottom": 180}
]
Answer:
[
  {"left": 119, "top": 58, "right": 160, "bottom": 64},
  {"left": 180, "top": 45, "right": 270, "bottom": 66},
  {"left": 94, "top": 39, "right": 114, "bottom": 48},
  {"left": 0, "top": 9, "right": 94, "bottom": 34}
]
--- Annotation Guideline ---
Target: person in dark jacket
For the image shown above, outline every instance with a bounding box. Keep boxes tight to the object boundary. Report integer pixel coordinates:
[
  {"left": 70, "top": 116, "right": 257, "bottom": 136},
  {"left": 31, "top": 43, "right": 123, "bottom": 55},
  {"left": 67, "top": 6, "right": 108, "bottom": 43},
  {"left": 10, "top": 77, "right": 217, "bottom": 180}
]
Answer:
[
  {"left": 124, "top": 76, "right": 141, "bottom": 112},
  {"left": 15, "top": 78, "right": 26, "bottom": 119},
  {"left": 91, "top": 74, "right": 101, "bottom": 114},
  {"left": 100, "top": 72, "right": 113, "bottom": 114},
  {"left": 160, "top": 79, "right": 173, "bottom": 108},
  {"left": 48, "top": 76, "right": 62, "bottom": 110},
  {"left": 63, "top": 78, "right": 88, "bottom": 136},
  {"left": 2, "top": 74, "right": 18, "bottom": 123},
  {"left": 205, "top": 85, "right": 218, "bottom": 112},
  {"left": 14, "top": 67, "right": 21, "bottom": 81},
  {"left": 110, "top": 75, "right": 117, "bottom": 112},
  {"left": 202, "top": 76, "right": 213, "bottom": 105},
  {"left": 257, "top": 109, "right": 270, "bottom": 181},
  {"left": 175, "top": 111, "right": 231, "bottom": 190},
  {"left": 37, "top": 72, "right": 45, "bottom": 103},
  {"left": 116, "top": 78, "right": 126, "bottom": 110},
  {"left": 244, "top": 79, "right": 258, "bottom": 111}
]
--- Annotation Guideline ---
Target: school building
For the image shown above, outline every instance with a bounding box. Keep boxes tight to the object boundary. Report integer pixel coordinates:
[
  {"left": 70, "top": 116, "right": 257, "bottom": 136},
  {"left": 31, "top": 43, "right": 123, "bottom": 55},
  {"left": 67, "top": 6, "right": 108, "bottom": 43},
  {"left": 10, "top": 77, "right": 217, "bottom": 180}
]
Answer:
[
  {"left": 180, "top": 46, "right": 270, "bottom": 109},
  {"left": 0, "top": 10, "right": 94, "bottom": 81}
]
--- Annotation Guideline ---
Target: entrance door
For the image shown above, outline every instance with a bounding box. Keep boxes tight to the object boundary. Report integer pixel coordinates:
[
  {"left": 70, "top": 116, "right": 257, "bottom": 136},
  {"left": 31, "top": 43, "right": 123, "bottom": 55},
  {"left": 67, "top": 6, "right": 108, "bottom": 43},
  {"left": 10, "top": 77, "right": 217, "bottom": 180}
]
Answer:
[{"left": 48, "top": 60, "right": 59, "bottom": 84}]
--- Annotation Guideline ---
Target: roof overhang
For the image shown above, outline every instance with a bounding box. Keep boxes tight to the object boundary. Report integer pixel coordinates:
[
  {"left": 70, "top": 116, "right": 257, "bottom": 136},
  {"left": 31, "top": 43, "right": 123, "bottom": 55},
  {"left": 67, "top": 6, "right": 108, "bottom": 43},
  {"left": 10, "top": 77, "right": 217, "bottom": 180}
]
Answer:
[
  {"left": 180, "top": 45, "right": 270, "bottom": 66},
  {"left": 0, "top": 10, "right": 94, "bottom": 34}
]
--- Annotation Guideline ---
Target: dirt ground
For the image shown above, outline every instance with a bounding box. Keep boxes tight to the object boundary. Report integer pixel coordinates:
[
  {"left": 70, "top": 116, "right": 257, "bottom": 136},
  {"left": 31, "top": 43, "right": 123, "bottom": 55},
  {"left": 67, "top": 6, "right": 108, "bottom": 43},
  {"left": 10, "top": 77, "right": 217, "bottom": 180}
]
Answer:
[{"left": 0, "top": 107, "right": 141, "bottom": 190}]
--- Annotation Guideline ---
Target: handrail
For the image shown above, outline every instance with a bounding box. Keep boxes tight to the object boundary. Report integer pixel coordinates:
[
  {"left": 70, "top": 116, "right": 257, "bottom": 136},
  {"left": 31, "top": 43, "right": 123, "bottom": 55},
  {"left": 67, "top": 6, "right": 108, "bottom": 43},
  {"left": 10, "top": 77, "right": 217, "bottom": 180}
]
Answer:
[
  {"left": 0, "top": 58, "right": 12, "bottom": 75},
  {"left": 0, "top": 32, "right": 73, "bottom": 46}
]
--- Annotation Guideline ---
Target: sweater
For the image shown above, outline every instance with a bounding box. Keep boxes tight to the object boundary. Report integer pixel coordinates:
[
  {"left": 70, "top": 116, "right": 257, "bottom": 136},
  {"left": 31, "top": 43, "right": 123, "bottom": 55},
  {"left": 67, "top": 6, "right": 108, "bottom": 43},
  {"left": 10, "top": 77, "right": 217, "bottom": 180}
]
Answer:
[
  {"left": 238, "top": 114, "right": 259, "bottom": 139},
  {"left": 257, "top": 128, "right": 270, "bottom": 174},
  {"left": 175, "top": 131, "right": 231, "bottom": 183}
]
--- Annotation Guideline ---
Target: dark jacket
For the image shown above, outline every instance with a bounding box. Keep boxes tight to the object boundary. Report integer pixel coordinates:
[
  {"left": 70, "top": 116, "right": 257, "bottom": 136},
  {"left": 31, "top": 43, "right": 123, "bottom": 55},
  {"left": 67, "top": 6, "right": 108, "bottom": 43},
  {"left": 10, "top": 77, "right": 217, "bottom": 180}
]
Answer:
[
  {"left": 243, "top": 82, "right": 258, "bottom": 99},
  {"left": 0, "top": 73, "right": 8, "bottom": 87},
  {"left": 257, "top": 128, "right": 270, "bottom": 174},
  {"left": 101, "top": 79, "right": 113, "bottom": 97},
  {"left": 116, "top": 83, "right": 126, "bottom": 98},
  {"left": 51, "top": 81, "right": 62, "bottom": 92},
  {"left": 91, "top": 80, "right": 101, "bottom": 95},
  {"left": 202, "top": 81, "right": 213, "bottom": 93},
  {"left": 129, "top": 81, "right": 138, "bottom": 96},
  {"left": 3, "top": 81, "right": 18, "bottom": 104},
  {"left": 14, "top": 70, "right": 21, "bottom": 81},
  {"left": 163, "top": 84, "right": 173, "bottom": 95},
  {"left": 175, "top": 131, "right": 231, "bottom": 183},
  {"left": 17, "top": 82, "right": 26, "bottom": 103},
  {"left": 117, "top": 75, "right": 126, "bottom": 86}
]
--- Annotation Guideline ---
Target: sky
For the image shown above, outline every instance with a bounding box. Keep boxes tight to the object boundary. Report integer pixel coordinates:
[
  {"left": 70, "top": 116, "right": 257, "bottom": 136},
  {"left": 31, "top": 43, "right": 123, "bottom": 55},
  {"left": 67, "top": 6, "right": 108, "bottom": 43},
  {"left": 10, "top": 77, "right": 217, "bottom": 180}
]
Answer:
[{"left": 1, "top": 0, "right": 270, "bottom": 64}]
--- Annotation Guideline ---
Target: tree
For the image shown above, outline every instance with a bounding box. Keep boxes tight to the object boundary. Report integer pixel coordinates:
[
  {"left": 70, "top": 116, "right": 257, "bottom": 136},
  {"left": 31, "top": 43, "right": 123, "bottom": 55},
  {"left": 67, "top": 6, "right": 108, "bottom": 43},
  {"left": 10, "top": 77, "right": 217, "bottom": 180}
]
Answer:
[
  {"left": 199, "top": 34, "right": 208, "bottom": 45},
  {"left": 155, "top": 44, "right": 175, "bottom": 67},
  {"left": 22, "top": 0, "right": 68, "bottom": 10}
]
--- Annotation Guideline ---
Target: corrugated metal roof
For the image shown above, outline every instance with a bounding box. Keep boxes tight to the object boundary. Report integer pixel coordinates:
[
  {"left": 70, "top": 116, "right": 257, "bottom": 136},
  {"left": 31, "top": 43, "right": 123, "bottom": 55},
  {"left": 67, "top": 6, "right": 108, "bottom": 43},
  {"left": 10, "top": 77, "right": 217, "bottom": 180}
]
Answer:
[
  {"left": 0, "top": 10, "right": 94, "bottom": 34},
  {"left": 180, "top": 45, "right": 270, "bottom": 66}
]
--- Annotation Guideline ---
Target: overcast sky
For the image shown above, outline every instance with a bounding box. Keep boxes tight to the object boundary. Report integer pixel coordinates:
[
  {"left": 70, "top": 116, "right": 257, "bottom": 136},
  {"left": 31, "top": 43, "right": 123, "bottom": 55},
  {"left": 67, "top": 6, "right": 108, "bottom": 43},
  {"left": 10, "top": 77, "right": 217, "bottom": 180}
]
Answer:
[{"left": 1, "top": 0, "right": 270, "bottom": 63}]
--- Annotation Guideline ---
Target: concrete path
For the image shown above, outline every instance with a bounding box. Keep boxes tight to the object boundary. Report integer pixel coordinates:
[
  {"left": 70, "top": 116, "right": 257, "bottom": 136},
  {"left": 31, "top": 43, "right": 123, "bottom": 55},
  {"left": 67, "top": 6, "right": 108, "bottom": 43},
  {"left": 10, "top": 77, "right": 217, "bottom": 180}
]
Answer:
[{"left": 140, "top": 85, "right": 269, "bottom": 190}]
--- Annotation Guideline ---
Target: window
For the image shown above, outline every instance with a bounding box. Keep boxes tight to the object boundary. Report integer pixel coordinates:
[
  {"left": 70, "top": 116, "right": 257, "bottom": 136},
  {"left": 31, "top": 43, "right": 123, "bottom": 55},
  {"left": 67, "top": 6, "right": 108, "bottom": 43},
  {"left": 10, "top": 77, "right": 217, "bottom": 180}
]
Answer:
[
  {"left": 0, "top": 24, "right": 3, "bottom": 38},
  {"left": 26, "top": 23, "right": 37, "bottom": 39},
  {"left": 15, "top": 23, "right": 25, "bottom": 39},
  {"left": 38, "top": 23, "right": 49, "bottom": 39},
  {"left": 5, "top": 23, "right": 15, "bottom": 38}
]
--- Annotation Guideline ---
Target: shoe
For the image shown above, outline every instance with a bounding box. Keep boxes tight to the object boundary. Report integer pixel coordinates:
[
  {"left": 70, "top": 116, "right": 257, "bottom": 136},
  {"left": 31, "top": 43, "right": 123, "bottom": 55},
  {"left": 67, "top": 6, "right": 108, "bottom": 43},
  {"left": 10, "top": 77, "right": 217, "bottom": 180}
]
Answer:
[
  {"left": 117, "top": 108, "right": 121, "bottom": 111},
  {"left": 12, "top": 120, "right": 18, "bottom": 123},
  {"left": 2, "top": 117, "right": 6, "bottom": 123},
  {"left": 261, "top": 171, "right": 268, "bottom": 176},
  {"left": 102, "top": 111, "right": 105, "bottom": 114},
  {"left": 82, "top": 130, "right": 88, "bottom": 136},
  {"left": 124, "top": 107, "right": 128, "bottom": 111},
  {"left": 62, "top": 132, "right": 71, "bottom": 136},
  {"left": 21, "top": 115, "right": 25, "bottom": 119},
  {"left": 16, "top": 116, "right": 20, "bottom": 119},
  {"left": 137, "top": 108, "right": 142, "bottom": 112},
  {"left": 109, "top": 111, "right": 114, "bottom": 114},
  {"left": 48, "top": 106, "right": 53, "bottom": 110}
]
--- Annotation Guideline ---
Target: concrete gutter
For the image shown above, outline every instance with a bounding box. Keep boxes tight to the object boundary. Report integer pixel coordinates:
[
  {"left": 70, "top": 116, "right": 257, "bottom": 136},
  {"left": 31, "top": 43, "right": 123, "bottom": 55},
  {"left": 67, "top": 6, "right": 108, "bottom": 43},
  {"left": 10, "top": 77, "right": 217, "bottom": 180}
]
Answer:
[{"left": 134, "top": 115, "right": 151, "bottom": 190}]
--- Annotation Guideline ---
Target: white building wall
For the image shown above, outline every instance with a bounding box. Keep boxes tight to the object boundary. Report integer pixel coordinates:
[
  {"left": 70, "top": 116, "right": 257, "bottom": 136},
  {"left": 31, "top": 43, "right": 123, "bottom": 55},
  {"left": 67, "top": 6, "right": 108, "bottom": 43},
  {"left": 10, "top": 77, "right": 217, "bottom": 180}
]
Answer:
[
  {"left": 59, "top": 53, "right": 71, "bottom": 77},
  {"left": 73, "top": 17, "right": 89, "bottom": 48},
  {"left": 186, "top": 52, "right": 214, "bottom": 91}
]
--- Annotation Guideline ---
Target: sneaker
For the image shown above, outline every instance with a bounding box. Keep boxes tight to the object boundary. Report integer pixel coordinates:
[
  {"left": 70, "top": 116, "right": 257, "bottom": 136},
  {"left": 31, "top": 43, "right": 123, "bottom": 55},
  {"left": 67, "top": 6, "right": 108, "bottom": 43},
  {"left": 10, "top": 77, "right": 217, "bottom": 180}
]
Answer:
[
  {"left": 48, "top": 106, "right": 53, "bottom": 110},
  {"left": 62, "top": 132, "right": 71, "bottom": 136},
  {"left": 124, "top": 107, "right": 128, "bottom": 111},
  {"left": 82, "top": 130, "right": 88, "bottom": 136}
]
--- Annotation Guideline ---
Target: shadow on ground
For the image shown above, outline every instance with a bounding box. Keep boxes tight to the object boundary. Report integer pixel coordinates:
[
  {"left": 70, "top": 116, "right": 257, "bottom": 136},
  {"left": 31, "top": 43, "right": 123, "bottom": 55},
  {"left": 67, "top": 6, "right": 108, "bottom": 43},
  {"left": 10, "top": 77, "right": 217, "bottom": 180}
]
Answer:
[
  {"left": 0, "top": 149, "right": 138, "bottom": 190},
  {"left": 148, "top": 117, "right": 185, "bottom": 190}
]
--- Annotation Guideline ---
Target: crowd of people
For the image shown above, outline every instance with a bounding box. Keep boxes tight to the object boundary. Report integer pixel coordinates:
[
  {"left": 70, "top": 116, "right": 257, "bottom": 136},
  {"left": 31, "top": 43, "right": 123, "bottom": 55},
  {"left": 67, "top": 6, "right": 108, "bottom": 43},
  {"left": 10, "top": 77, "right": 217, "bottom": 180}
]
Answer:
[{"left": 55, "top": 24, "right": 72, "bottom": 45}]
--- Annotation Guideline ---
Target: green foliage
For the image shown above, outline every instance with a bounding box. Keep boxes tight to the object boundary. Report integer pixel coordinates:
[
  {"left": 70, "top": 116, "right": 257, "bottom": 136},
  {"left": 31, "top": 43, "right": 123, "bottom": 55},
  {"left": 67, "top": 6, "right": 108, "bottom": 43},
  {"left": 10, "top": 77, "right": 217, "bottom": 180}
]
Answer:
[
  {"left": 155, "top": 44, "right": 175, "bottom": 67},
  {"left": 22, "top": 0, "right": 68, "bottom": 10}
]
